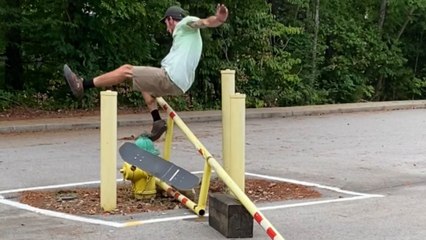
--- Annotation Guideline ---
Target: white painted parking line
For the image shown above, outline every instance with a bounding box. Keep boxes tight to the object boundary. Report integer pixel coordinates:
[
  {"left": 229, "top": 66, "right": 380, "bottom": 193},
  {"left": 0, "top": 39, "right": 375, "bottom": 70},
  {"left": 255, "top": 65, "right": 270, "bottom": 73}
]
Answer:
[
  {"left": 0, "top": 172, "right": 384, "bottom": 228},
  {"left": 0, "top": 180, "right": 101, "bottom": 195},
  {"left": 122, "top": 215, "right": 202, "bottom": 227},
  {"left": 245, "top": 172, "right": 384, "bottom": 198},
  {"left": 258, "top": 195, "right": 380, "bottom": 211},
  {"left": 0, "top": 198, "right": 122, "bottom": 227}
]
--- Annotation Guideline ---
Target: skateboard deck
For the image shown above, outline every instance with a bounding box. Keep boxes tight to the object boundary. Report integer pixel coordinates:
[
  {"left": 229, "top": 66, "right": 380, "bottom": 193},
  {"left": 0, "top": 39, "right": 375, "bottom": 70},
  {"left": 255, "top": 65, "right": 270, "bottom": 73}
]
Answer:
[{"left": 119, "top": 142, "right": 200, "bottom": 190}]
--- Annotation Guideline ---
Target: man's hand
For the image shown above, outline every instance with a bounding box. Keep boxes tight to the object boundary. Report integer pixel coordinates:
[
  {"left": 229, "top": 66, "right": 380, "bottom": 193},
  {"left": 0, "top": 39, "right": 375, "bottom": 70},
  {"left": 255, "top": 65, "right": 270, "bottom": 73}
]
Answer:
[
  {"left": 187, "top": 4, "right": 229, "bottom": 29},
  {"left": 215, "top": 4, "right": 228, "bottom": 23}
]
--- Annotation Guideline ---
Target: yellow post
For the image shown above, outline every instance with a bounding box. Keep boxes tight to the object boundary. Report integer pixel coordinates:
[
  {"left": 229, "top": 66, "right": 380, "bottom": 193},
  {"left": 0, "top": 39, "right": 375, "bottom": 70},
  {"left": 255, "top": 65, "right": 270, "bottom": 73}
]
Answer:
[
  {"left": 163, "top": 115, "right": 174, "bottom": 161},
  {"left": 197, "top": 158, "right": 212, "bottom": 212},
  {"left": 156, "top": 97, "right": 210, "bottom": 214},
  {"left": 221, "top": 69, "right": 235, "bottom": 175},
  {"left": 229, "top": 93, "right": 246, "bottom": 191},
  {"left": 100, "top": 90, "right": 117, "bottom": 211}
]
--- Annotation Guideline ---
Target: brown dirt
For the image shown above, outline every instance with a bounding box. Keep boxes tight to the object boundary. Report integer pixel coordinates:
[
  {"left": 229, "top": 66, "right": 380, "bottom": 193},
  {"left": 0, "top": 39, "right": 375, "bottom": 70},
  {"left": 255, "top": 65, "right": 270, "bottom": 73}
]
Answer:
[{"left": 19, "top": 179, "right": 321, "bottom": 216}]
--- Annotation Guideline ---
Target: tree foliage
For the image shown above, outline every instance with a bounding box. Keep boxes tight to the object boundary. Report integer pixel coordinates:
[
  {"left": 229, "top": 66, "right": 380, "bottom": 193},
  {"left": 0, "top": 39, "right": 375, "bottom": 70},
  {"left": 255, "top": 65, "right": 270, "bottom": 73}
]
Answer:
[{"left": 0, "top": 0, "right": 425, "bottom": 111}]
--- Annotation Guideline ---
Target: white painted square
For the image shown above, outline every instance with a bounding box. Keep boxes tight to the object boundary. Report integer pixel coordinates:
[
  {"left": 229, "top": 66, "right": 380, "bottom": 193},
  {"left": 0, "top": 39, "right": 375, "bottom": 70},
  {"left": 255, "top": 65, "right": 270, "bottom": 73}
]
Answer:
[{"left": 0, "top": 172, "right": 383, "bottom": 228}]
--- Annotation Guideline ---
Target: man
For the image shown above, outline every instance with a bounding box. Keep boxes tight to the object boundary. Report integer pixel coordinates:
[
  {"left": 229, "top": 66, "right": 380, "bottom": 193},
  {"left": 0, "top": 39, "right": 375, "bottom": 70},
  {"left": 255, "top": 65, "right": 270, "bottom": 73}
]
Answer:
[{"left": 64, "top": 4, "right": 228, "bottom": 141}]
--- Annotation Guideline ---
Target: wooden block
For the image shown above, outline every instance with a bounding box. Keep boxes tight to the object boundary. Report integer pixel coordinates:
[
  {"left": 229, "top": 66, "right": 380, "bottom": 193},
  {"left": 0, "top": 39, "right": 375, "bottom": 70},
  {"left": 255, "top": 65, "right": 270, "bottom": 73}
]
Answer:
[{"left": 209, "top": 193, "right": 253, "bottom": 238}]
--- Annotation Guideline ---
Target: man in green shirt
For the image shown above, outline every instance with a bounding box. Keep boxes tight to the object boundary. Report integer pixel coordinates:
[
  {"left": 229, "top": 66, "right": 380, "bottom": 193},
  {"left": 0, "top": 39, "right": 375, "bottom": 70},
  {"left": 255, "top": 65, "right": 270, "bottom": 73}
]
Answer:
[{"left": 64, "top": 4, "right": 228, "bottom": 141}]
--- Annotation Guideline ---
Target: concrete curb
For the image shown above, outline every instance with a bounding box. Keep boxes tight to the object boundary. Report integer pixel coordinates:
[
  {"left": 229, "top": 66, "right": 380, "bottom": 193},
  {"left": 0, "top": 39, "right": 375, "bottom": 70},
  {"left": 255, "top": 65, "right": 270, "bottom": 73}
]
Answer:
[{"left": 1, "top": 100, "right": 425, "bottom": 134}]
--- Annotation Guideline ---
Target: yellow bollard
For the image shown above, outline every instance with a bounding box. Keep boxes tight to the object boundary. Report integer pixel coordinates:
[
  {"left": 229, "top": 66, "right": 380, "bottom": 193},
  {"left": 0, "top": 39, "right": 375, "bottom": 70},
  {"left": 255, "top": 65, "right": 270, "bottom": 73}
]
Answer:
[
  {"left": 229, "top": 93, "right": 246, "bottom": 191},
  {"left": 220, "top": 69, "right": 235, "bottom": 177},
  {"left": 163, "top": 115, "right": 175, "bottom": 161},
  {"left": 100, "top": 90, "right": 117, "bottom": 211}
]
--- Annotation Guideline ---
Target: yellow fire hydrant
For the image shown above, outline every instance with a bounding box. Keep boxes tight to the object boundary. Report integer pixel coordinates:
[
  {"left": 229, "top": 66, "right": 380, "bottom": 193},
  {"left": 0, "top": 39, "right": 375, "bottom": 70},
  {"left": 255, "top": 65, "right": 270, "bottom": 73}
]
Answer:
[{"left": 120, "top": 136, "right": 158, "bottom": 199}]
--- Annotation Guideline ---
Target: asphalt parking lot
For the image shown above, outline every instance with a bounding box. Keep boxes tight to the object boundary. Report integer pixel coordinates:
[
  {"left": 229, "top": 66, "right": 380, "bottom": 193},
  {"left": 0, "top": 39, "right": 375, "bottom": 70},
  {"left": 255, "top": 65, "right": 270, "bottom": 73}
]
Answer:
[{"left": 0, "top": 103, "right": 425, "bottom": 240}]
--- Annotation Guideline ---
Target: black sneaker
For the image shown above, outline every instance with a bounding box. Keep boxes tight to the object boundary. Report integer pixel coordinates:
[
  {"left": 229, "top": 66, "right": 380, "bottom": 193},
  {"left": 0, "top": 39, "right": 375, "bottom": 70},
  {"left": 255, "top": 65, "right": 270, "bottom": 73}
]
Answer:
[
  {"left": 149, "top": 119, "right": 167, "bottom": 141},
  {"left": 63, "top": 64, "right": 84, "bottom": 99}
]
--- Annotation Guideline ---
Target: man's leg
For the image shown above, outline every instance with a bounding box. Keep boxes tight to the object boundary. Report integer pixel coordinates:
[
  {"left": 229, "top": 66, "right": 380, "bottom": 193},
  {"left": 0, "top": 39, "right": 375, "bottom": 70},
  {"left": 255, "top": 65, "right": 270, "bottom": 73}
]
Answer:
[
  {"left": 132, "top": 66, "right": 182, "bottom": 141},
  {"left": 63, "top": 64, "right": 133, "bottom": 99},
  {"left": 64, "top": 64, "right": 167, "bottom": 141},
  {"left": 141, "top": 92, "right": 167, "bottom": 141},
  {"left": 93, "top": 64, "right": 133, "bottom": 87}
]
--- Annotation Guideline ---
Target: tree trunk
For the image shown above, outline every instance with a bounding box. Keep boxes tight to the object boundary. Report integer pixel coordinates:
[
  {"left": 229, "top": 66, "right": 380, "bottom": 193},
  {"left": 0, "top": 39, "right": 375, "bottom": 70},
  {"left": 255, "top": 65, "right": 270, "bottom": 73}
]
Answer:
[
  {"left": 311, "top": 0, "right": 320, "bottom": 84},
  {"left": 378, "top": 0, "right": 387, "bottom": 33},
  {"left": 4, "top": 0, "right": 24, "bottom": 90},
  {"left": 414, "top": 31, "right": 423, "bottom": 75},
  {"left": 396, "top": 7, "right": 416, "bottom": 41},
  {"left": 375, "top": 0, "right": 388, "bottom": 100},
  {"left": 294, "top": 4, "right": 300, "bottom": 22}
]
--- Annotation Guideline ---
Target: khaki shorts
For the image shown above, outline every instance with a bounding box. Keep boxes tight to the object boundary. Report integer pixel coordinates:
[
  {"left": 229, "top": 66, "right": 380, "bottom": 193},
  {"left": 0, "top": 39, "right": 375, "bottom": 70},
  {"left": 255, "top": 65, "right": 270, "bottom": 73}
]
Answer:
[{"left": 132, "top": 66, "right": 183, "bottom": 97}]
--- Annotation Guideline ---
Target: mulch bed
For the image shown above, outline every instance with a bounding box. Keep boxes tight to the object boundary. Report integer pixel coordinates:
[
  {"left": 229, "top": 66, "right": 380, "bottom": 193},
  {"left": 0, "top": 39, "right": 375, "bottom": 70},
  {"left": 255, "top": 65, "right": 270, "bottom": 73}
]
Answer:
[{"left": 19, "top": 179, "right": 321, "bottom": 216}]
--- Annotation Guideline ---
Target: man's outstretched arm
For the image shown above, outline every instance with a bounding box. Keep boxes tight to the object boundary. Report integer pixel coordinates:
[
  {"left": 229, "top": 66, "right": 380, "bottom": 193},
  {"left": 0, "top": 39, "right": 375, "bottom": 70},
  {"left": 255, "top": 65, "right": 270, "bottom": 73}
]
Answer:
[{"left": 188, "top": 4, "right": 229, "bottom": 28}]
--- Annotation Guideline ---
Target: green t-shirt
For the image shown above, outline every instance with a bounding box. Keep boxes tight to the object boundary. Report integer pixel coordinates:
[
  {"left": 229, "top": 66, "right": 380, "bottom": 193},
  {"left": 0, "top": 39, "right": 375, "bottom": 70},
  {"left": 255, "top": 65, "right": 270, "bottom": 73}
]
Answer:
[{"left": 161, "top": 16, "right": 203, "bottom": 93}]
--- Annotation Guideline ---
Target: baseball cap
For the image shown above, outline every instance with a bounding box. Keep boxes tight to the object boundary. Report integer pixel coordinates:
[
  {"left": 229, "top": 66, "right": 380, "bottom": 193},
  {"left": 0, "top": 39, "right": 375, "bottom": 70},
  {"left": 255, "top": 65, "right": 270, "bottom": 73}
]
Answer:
[{"left": 160, "top": 6, "right": 187, "bottom": 23}]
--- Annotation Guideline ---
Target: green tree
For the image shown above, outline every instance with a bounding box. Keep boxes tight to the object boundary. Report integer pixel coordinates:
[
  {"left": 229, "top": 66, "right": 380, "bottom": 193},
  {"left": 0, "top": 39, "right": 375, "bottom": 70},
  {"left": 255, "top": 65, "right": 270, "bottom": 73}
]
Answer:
[
  {"left": 2, "top": 0, "right": 24, "bottom": 90},
  {"left": 2, "top": 0, "right": 425, "bottom": 112},
  {"left": 179, "top": 0, "right": 302, "bottom": 107},
  {"left": 273, "top": 0, "right": 426, "bottom": 102}
]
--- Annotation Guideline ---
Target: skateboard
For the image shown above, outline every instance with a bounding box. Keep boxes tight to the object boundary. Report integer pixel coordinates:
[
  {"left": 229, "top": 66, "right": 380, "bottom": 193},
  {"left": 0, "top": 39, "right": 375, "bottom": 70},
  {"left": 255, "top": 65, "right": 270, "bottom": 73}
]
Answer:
[{"left": 119, "top": 142, "right": 200, "bottom": 190}]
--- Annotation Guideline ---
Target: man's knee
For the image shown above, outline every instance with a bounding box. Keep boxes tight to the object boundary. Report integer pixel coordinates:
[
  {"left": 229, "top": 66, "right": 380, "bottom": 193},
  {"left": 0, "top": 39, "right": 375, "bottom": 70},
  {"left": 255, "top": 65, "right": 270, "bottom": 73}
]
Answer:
[
  {"left": 116, "top": 64, "right": 134, "bottom": 78},
  {"left": 141, "top": 92, "right": 156, "bottom": 104}
]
